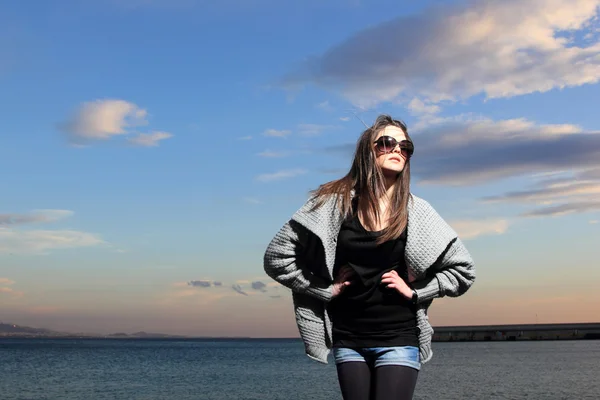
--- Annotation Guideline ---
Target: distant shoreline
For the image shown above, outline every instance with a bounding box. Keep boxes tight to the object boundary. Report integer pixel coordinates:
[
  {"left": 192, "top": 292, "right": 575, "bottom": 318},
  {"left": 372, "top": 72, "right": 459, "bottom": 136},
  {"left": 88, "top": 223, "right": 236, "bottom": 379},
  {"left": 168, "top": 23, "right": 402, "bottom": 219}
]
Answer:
[
  {"left": 1, "top": 336, "right": 600, "bottom": 343},
  {"left": 2, "top": 322, "right": 600, "bottom": 342}
]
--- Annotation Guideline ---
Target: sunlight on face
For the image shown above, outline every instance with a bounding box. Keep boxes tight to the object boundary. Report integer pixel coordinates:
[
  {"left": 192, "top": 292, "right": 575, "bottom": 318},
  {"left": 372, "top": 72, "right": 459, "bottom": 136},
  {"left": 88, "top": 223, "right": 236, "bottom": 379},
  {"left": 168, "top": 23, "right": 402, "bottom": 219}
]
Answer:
[{"left": 374, "top": 125, "right": 409, "bottom": 175}]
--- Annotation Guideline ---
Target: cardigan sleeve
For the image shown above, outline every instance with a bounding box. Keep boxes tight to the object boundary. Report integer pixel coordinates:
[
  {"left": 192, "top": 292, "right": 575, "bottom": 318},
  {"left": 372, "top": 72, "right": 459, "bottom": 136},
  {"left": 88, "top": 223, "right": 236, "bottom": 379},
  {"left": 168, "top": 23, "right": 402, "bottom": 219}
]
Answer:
[
  {"left": 263, "top": 219, "right": 334, "bottom": 302},
  {"left": 412, "top": 237, "right": 476, "bottom": 304}
]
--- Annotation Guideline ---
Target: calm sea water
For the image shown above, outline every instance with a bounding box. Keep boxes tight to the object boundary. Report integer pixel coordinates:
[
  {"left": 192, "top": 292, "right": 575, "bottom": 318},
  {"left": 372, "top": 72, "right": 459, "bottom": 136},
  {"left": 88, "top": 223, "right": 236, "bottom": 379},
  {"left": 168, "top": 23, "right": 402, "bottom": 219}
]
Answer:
[{"left": 1, "top": 338, "right": 598, "bottom": 399}]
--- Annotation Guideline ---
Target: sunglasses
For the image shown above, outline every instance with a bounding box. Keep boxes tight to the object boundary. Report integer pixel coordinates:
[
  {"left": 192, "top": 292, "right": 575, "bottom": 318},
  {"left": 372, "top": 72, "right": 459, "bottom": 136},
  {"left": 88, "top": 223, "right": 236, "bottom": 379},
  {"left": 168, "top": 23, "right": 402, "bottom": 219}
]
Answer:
[{"left": 374, "top": 136, "right": 414, "bottom": 157}]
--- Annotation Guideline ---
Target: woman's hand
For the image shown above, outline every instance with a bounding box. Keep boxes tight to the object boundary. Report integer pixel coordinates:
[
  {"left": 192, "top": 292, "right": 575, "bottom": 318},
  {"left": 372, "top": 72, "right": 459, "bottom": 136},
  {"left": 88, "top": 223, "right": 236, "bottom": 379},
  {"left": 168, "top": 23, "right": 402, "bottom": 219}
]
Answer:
[
  {"left": 332, "top": 265, "right": 354, "bottom": 298},
  {"left": 381, "top": 270, "right": 413, "bottom": 300}
]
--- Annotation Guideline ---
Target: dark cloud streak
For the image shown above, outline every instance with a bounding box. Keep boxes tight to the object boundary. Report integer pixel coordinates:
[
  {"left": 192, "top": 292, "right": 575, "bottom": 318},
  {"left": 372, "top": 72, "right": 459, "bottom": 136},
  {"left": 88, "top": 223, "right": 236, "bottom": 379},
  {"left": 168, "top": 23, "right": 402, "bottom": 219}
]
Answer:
[
  {"left": 251, "top": 281, "right": 267, "bottom": 292},
  {"left": 188, "top": 280, "right": 212, "bottom": 288},
  {"left": 231, "top": 284, "right": 248, "bottom": 296}
]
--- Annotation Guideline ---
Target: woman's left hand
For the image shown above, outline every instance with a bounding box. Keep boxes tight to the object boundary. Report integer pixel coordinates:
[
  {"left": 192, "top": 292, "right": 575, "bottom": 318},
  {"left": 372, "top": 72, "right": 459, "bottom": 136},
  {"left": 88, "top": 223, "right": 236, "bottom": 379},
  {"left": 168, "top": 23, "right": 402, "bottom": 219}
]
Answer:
[{"left": 381, "top": 270, "right": 413, "bottom": 300}]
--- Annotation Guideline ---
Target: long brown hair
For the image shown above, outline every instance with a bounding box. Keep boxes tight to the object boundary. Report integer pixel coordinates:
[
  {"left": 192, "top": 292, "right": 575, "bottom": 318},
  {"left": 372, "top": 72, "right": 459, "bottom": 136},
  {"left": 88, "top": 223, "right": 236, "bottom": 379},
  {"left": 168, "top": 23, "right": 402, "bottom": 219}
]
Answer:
[{"left": 311, "top": 114, "right": 413, "bottom": 244}]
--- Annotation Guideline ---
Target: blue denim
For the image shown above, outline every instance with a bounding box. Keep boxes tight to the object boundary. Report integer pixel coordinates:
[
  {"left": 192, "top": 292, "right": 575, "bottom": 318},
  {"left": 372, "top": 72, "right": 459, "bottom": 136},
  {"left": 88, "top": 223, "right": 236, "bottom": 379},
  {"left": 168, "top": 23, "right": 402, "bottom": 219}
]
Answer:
[{"left": 333, "top": 346, "right": 421, "bottom": 370}]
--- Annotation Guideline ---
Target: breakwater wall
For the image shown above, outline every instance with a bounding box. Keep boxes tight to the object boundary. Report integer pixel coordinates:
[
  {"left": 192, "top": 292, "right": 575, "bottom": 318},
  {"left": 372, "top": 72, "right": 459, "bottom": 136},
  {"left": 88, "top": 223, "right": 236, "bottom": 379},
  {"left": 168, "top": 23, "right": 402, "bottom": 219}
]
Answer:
[{"left": 432, "top": 322, "right": 600, "bottom": 342}]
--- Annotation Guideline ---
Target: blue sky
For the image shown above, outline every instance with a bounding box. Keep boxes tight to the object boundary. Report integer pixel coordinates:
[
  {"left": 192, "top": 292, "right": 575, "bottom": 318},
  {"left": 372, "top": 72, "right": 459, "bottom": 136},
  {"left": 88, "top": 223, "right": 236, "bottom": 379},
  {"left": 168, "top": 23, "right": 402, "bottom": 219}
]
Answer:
[{"left": 1, "top": 0, "right": 599, "bottom": 336}]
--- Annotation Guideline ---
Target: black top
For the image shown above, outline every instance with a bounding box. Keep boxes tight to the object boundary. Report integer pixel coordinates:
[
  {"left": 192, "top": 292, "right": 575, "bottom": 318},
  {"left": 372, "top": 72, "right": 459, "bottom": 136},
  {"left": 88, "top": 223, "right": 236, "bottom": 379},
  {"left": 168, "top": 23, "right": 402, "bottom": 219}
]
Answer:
[{"left": 327, "top": 208, "right": 418, "bottom": 348}]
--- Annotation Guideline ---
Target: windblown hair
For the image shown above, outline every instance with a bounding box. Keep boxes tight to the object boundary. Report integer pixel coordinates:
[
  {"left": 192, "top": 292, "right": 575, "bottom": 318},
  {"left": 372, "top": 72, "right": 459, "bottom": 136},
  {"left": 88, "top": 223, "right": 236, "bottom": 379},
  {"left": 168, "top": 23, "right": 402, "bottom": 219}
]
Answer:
[{"left": 311, "top": 114, "right": 413, "bottom": 244}]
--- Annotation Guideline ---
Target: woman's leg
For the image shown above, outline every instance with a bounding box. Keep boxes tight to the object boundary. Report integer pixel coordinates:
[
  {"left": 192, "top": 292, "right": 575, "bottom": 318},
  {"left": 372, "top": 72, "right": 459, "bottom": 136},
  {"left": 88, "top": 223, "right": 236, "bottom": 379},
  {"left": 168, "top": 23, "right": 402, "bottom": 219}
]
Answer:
[
  {"left": 373, "top": 365, "right": 419, "bottom": 400},
  {"left": 336, "top": 361, "right": 373, "bottom": 400}
]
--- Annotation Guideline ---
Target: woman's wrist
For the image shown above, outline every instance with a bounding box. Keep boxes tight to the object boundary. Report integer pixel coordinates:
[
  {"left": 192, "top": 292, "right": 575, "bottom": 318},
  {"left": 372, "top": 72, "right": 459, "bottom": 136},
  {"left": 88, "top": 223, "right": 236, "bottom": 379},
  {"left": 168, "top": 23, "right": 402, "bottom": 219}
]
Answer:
[{"left": 399, "top": 285, "right": 414, "bottom": 300}]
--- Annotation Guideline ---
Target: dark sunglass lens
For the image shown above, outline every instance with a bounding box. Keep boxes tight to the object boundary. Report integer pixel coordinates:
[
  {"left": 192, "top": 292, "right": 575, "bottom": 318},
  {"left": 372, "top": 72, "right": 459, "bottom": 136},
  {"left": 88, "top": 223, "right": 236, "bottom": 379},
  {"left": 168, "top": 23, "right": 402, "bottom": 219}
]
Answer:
[
  {"left": 401, "top": 140, "right": 414, "bottom": 156},
  {"left": 377, "top": 136, "right": 397, "bottom": 152}
]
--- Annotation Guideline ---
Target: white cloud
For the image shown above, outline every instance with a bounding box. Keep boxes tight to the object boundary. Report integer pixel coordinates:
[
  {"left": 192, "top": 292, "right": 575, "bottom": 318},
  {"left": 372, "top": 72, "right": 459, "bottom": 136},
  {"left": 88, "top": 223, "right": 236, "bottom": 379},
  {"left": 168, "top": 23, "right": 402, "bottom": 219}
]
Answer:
[
  {"left": 283, "top": 0, "right": 600, "bottom": 107},
  {"left": 63, "top": 99, "right": 147, "bottom": 140},
  {"left": 0, "top": 228, "right": 104, "bottom": 255},
  {"left": 590, "top": 220, "right": 599, "bottom": 224},
  {"left": 0, "top": 209, "right": 104, "bottom": 254},
  {"left": 407, "top": 98, "right": 441, "bottom": 116},
  {"left": 128, "top": 131, "right": 173, "bottom": 147},
  {"left": 263, "top": 129, "right": 291, "bottom": 138},
  {"left": 449, "top": 219, "right": 510, "bottom": 239},
  {"left": 61, "top": 99, "right": 172, "bottom": 147},
  {"left": 238, "top": 136, "right": 253, "bottom": 141},
  {"left": 255, "top": 168, "right": 307, "bottom": 182},
  {"left": 0, "top": 278, "right": 15, "bottom": 285}
]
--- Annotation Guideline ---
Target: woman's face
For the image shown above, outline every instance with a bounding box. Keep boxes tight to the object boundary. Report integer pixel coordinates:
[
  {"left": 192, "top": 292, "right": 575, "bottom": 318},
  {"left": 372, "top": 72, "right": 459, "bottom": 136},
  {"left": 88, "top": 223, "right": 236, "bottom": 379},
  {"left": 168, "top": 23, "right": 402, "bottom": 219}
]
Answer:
[{"left": 374, "top": 125, "right": 410, "bottom": 175}]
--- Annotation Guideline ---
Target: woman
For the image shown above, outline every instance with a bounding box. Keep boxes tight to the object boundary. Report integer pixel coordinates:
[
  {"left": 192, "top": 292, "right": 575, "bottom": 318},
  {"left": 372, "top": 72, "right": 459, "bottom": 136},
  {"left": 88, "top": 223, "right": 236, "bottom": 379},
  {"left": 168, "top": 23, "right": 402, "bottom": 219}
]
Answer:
[{"left": 263, "top": 114, "right": 476, "bottom": 400}]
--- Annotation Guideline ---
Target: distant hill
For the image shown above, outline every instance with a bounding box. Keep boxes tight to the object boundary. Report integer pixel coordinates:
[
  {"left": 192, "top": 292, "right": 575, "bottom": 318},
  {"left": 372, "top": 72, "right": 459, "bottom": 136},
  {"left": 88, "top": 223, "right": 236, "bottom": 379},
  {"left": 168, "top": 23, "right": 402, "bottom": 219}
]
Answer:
[
  {"left": 0, "top": 322, "right": 186, "bottom": 339},
  {"left": 0, "top": 322, "right": 76, "bottom": 337}
]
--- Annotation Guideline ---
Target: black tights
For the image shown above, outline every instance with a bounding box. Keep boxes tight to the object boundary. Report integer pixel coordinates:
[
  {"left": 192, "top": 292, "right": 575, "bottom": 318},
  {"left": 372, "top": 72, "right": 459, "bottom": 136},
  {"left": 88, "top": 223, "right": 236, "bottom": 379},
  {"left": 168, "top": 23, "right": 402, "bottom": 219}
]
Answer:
[{"left": 336, "top": 362, "right": 419, "bottom": 400}]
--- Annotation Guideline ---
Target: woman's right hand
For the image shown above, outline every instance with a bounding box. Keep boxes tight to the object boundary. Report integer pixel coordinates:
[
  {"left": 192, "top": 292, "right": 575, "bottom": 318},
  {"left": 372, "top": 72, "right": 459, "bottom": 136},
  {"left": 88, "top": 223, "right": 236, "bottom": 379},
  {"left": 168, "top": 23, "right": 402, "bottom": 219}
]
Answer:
[{"left": 332, "top": 265, "right": 354, "bottom": 298}]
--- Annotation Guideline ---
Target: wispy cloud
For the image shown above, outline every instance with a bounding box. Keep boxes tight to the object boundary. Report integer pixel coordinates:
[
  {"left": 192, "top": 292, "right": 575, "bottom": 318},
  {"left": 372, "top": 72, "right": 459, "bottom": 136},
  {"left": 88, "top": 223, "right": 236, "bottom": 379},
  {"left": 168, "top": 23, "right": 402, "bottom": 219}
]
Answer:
[
  {"left": 0, "top": 287, "right": 23, "bottom": 297},
  {"left": 128, "top": 131, "right": 173, "bottom": 147},
  {"left": 0, "top": 229, "right": 104, "bottom": 255},
  {"left": 255, "top": 168, "right": 307, "bottom": 182},
  {"left": 482, "top": 169, "right": 600, "bottom": 217},
  {"left": 242, "top": 197, "right": 263, "bottom": 205},
  {"left": 316, "top": 100, "right": 334, "bottom": 112},
  {"left": 297, "top": 123, "right": 339, "bottom": 136},
  {"left": 60, "top": 99, "right": 173, "bottom": 147},
  {"left": 0, "top": 210, "right": 103, "bottom": 254},
  {"left": 263, "top": 129, "right": 291, "bottom": 138},
  {"left": 0, "top": 279, "right": 23, "bottom": 298},
  {"left": 522, "top": 200, "right": 600, "bottom": 217},
  {"left": 282, "top": 0, "right": 600, "bottom": 107},
  {"left": 449, "top": 219, "right": 510, "bottom": 239},
  {"left": 256, "top": 150, "right": 289, "bottom": 158},
  {"left": 484, "top": 177, "right": 600, "bottom": 204},
  {"left": 0, "top": 210, "right": 73, "bottom": 226}
]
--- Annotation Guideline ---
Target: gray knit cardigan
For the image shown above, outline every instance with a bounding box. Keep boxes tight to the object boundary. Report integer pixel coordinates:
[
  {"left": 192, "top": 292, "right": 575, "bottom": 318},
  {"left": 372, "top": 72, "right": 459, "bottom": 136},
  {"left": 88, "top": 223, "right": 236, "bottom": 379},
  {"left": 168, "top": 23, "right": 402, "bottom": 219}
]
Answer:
[{"left": 263, "top": 193, "right": 475, "bottom": 364}]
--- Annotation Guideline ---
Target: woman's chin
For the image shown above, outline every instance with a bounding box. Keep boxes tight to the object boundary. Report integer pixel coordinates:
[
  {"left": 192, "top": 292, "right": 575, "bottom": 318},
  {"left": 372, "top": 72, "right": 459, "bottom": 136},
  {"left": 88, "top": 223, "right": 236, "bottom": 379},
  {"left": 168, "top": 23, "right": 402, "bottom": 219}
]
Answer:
[{"left": 381, "top": 166, "right": 404, "bottom": 177}]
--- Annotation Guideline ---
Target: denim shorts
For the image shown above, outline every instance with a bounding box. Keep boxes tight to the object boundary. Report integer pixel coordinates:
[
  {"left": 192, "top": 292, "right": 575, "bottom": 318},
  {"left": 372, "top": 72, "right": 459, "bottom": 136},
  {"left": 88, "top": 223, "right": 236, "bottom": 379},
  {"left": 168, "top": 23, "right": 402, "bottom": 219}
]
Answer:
[{"left": 332, "top": 346, "right": 421, "bottom": 370}]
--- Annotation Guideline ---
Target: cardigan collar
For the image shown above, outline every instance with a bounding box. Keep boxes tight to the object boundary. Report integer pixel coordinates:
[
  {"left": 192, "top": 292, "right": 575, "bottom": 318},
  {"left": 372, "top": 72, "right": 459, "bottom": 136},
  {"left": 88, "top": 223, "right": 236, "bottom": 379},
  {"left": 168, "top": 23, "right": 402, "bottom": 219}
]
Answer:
[{"left": 291, "top": 193, "right": 458, "bottom": 279}]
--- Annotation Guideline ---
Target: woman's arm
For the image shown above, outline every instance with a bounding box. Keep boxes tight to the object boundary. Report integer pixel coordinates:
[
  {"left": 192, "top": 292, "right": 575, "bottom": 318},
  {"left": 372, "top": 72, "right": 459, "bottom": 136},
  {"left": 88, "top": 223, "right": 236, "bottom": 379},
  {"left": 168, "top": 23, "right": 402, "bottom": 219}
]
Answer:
[
  {"left": 263, "top": 219, "right": 335, "bottom": 302},
  {"left": 412, "top": 237, "right": 476, "bottom": 304}
]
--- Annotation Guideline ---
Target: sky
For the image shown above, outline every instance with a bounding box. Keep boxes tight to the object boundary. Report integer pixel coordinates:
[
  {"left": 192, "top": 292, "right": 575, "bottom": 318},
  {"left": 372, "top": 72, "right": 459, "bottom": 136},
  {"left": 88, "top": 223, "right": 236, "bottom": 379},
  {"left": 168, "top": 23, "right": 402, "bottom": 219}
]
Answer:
[{"left": 1, "top": 0, "right": 599, "bottom": 337}]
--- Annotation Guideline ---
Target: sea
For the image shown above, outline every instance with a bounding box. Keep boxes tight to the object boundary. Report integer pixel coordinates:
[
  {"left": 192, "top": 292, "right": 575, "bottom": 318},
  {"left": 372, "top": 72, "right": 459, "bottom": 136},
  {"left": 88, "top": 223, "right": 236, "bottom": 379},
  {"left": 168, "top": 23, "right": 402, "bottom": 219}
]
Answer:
[{"left": 1, "top": 338, "right": 598, "bottom": 400}]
